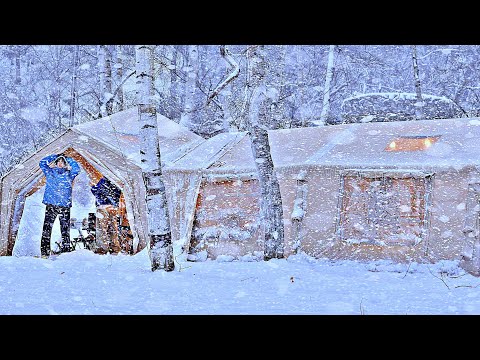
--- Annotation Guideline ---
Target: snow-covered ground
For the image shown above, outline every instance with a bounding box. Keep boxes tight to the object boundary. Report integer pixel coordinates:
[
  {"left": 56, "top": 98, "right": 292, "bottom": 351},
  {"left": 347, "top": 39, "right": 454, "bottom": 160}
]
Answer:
[{"left": 0, "top": 247, "right": 478, "bottom": 315}]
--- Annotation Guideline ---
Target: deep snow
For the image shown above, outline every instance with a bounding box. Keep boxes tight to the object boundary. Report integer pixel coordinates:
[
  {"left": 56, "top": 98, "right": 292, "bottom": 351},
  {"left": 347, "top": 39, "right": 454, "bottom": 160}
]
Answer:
[{"left": 0, "top": 246, "right": 478, "bottom": 315}]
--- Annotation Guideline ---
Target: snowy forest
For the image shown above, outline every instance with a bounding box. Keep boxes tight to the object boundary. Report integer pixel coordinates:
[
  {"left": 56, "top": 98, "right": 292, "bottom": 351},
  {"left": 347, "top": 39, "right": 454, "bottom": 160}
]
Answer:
[
  {"left": 1, "top": 44, "right": 478, "bottom": 176},
  {"left": 5, "top": 43, "right": 480, "bottom": 315}
]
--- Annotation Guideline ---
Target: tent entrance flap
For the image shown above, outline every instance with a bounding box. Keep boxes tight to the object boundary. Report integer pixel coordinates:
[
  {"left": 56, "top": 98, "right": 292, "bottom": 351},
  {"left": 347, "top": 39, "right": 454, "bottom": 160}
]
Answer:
[{"left": 187, "top": 176, "right": 263, "bottom": 260}]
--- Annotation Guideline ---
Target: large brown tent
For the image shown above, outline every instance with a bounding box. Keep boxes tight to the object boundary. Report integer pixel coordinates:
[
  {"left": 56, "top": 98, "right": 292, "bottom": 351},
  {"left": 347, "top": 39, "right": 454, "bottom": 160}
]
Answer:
[
  {"left": 0, "top": 108, "right": 204, "bottom": 256},
  {"left": 165, "top": 117, "right": 480, "bottom": 275},
  {"left": 4, "top": 109, "right": 480, "bottom": 276}
]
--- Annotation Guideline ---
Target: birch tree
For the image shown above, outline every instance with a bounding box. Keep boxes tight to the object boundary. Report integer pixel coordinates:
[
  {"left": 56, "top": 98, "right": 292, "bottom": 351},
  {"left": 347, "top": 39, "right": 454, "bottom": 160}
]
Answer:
[
  {"left": 98, "top": 45, "right": 113, "bottom": 117},
  {"left": 411, "top": 45, "right": 424, "bottom": 120},
  {"left": 135, "top": 44, "right": 174, "bottom": 272},
  {"left": 319, "top": 45, "right": 336, "bottom": 125},
  {"left": 245, "top": 45, "right": 284, "bottom": 260},
  {"left": 69, "top": 45, "right": 79, "bottom": 127},
  {"left": 168, "top": 45, "right": 183, "bottom": 122},
  {"left": 115, "top": 45, "right": 124, "bottom": 112},
  {"left": 180, "top": 45, "right": 199, "bottom": 130}
]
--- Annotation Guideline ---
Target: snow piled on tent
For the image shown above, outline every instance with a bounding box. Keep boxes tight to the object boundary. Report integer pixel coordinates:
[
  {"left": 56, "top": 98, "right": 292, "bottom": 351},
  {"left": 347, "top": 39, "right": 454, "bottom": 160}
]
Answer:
[
  {"left": 270, "top": 116, "right": 480, "bottom": 169},
  {"left": 73, "top": 107, "right": 205, "bottom": 167}
]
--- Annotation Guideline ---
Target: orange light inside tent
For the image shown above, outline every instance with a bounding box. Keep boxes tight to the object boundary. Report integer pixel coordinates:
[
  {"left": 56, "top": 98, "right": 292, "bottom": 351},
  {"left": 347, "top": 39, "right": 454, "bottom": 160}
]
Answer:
[{"left": 385, "top": 135, "right": 441, "bottom": 152}]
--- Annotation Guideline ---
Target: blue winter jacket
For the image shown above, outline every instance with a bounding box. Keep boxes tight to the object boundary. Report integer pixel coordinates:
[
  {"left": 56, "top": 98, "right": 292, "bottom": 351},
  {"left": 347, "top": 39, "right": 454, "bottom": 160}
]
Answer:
[
  {"left": 39, "top": 154, "right": 81, "bottom": 208},
  {"left": 91, "top": 177, "right": 121, "bottom": 207}
]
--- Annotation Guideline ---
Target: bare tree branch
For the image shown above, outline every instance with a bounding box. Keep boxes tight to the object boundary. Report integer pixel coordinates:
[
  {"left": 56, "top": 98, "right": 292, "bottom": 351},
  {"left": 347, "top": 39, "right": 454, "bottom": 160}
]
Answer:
[
  {"left": 105, "top": 69, "right": 136, "bottom": 109},
  {"left": 207, "top": 45, "right": 240, "bottom": 105}
]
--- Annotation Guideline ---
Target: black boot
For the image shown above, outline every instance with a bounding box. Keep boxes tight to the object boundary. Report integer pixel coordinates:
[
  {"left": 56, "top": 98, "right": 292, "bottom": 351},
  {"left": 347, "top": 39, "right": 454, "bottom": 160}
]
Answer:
[{"left": 61, "top": 242, "right": 73, "bottom": 253}]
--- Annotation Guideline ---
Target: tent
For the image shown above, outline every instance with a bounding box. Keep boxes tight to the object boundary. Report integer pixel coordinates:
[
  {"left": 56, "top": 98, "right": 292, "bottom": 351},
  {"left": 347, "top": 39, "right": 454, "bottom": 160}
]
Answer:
[
  {"left": 0, "top": 108, "right": 204, "bottom": 256},
  {"left": 4, "top": 108, "right": 480, "bottom": 276},
  {"left": 166, "top": 116, "right": 480, "bottom": 275}
]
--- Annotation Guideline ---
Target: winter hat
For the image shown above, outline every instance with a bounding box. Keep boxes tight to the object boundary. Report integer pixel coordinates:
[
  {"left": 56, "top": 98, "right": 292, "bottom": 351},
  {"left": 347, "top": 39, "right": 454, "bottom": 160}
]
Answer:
[{"left": 54, "top": 155, "right": 67, "bottom": 164}]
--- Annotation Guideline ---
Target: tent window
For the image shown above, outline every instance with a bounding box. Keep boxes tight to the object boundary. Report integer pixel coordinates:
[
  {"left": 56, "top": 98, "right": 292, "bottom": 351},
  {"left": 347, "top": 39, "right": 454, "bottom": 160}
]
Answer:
[
  {"left": 337, "top": 172, "right": 433, "bottom": 246},
  {"left": 385, "top": 135, "right": 441, "bottom": 152}
]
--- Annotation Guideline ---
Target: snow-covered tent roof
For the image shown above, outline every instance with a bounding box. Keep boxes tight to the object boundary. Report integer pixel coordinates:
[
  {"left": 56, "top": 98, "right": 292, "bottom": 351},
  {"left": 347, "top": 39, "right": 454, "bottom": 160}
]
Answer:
[
  {"left": 172, "top": 132, "right": 247, "bottom": 171},
  {"left": 73, "top": 107, "right": 205, "bottom": 167},
  {"left": 172, "top": 116, "right": 480, "bottom": 175},
  {"left": 291, "top": 117, "right": 480, "bottom": 169}
]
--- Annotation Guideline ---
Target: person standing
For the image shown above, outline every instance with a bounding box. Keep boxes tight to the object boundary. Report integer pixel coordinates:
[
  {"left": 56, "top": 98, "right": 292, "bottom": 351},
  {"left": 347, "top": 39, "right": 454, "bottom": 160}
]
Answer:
[
  {"left": 39, "top": 153, "right": 80, "bottom": 256},
  {"left": 90, "top": 176, "right": 122, "bottom": 254}
]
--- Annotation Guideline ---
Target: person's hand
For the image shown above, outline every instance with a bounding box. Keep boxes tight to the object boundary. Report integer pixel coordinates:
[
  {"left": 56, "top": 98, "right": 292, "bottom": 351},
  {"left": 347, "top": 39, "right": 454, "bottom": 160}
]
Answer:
[{"left": 48, "top": 162, "right": 56, "bottom": 168}]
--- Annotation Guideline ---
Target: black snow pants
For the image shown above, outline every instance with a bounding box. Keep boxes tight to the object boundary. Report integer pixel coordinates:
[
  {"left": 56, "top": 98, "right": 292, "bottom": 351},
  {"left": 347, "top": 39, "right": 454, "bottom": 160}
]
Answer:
[{"left": 41, "top": 204, "right": 71, "bottom": 256}]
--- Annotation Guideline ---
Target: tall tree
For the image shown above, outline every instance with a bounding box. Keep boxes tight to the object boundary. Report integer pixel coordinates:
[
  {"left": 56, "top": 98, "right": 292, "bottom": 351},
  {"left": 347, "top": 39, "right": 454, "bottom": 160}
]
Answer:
[
  {"left": 245, "top": 45, "right": 284, "bottom": 260},
  {"left": 319, "top": 45, "right": 336, "bottom": 125},
  {"left": 180, "top": 45, "right": 199, "bottom": 130},
  {"left": 411, "top": 45, "right": 424, "bottom": 120},
  {"left": 168, "top": 46, "right": 183, "bottom": 122},
  {"left": 98, "top": 45, "right": 113, "bottom": 117},
  {"left": 115, "top": 45, "right": 124, "bottom": 112},
  {"left": 135, "top": 44, "right": 175, "bottom": 272},
  {"left": 69, "top": 45, "right": 80, "bottom": 127}
]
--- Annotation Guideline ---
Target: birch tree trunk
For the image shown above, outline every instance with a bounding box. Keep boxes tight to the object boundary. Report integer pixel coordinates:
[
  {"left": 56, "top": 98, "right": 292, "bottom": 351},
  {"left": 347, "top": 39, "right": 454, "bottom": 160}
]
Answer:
[
  {"left": 169, "top": 46, "right": 182, "bottom": 122},
  {"left": 105, "top": 46, "right": 113, "bottom": 115},
  {"left": 180, "top": 45, "right": 198, "bottom": 130},
  {"left": 98, "top": 45, "right": 113, "bottom": 117},
  {"left": 98, "top": 45, "right": 106, "bottom": 117},
  {"left": 246, "top": 45, "right": 284, "bottom": 260},
  {"left": 135, "top": 44, "right": 175, "bottom": 272},
  {"left": 319, "top": 45, "right": 336, "bottom": 125},
  {"left": 115, "top": 45, "right": 124, "bottom": 112},
  {"left": 411, "top": 45, "right": 424, "bottom": 120},
  {"left": 50, "top": 45, "right": 62, "bottom": 129},
  {"left": 221, "top": 82, "right": 233, "bottom": 132},
  {"left": 69, "top": 45, "right": 79, "bottom": 127}
]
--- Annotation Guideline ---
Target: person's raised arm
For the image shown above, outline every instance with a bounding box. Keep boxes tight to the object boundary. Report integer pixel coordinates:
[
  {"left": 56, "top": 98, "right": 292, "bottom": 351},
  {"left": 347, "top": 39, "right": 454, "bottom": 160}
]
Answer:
[
  {"left": 39, "top": 154, "right": 58, "bottom": 174},
  {"left": 66, "top": 157, "right": 80, "bottom": 179}
]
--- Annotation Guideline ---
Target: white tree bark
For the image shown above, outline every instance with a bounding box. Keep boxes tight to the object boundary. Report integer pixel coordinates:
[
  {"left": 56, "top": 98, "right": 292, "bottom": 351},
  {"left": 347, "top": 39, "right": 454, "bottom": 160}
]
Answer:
[
  {"left": 319, "top": 45, "right": 336, "bottom": 125},
  {"left": 221, "top": 82, "right": 234, "bottom": 132},
  {"left": 49, "top": 46, "right": 62, "bottom": 128},
  {"left": 246, "top": 45, "right": 284, "bottom": 260},
  {"left": 135, "top": 44, "right": 175, "bottom": 272},
  {"left": 98, "top": 45, "right": 113, "bottom": 117},
  {"left": 69, "top": 45, "right": 79, "bottom": 127},
  {"left": 104, "top": 46, "right": 113, "bottom": 115},
  {"left": 411, "top": 45, "right": 424, "bottom": 120},
  {"left": 115, "top": 45, "right": 124, "bottom": 112},
  {"left": 180, "top": 45, "right": 199, "bottom": 130},
  {"left": 97, "top": 45, "right": 106, "bottom": 116},
  {"left": 168, "top": 46, "right": 182, "bottom": 121}
]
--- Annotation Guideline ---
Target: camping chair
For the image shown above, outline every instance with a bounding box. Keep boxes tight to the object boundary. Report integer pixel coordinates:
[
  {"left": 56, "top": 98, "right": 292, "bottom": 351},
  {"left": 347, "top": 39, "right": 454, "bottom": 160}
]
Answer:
[{"left": 70, "top": 213, "right": 96, "bottom": 251}]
